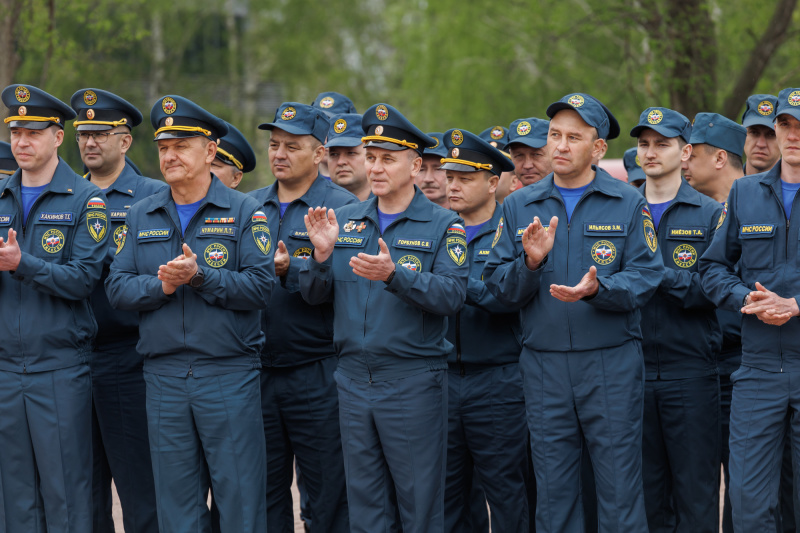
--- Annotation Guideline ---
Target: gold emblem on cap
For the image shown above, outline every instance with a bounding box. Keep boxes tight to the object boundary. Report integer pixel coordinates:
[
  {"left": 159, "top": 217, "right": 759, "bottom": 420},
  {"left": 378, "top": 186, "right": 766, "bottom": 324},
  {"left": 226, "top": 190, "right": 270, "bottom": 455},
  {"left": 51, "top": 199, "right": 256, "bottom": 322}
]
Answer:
[
  {"left": 430, "top": 136, "right": 439, "bottom": 148},
  {"left": 490, "top": 141, "right": 497, "bottom": 147},
  {"left": 162, "top": 97, "right": 177, "bottom": 115},
  {"left": 516, "top": 121, "right": 531, "bottom": 136},
  {"left": 15, "top": 86, "right": 30, "bottom": 103},
  {"left": 758, "top": 100, "right": 774, "bottom": 115},
  {"left": 374, "top": 125, "right": 384, "bottom": 135},
  {"left": 568, "top": 95, "right": 585, "bottom": 108},
  {"left": 84, "top": 90, "right": 97, "bottom": 106},
  {"left": 490, "top": 127, "right": 504, "bottom": 140},
  {"left": 334, "top": 119, "right": 347, "bottom": 134},
  {"left": 18, "top": 106, "right": 27, "bottom": 116},
  {"left": 451, "top": 130, "right": 464, "bottom": 146},
  {"left": 86, "top": 109, "right": 95, "bottom": 120},
  {"left": 281, "top": 107, "right": 297, "bottom": 120},
  {"left": 647, "top": 109, "right": 664, "bottom": 125},
  {"left": 376, "top": 105, "right": 389, "bottom": 121},
  {"left": 321, "top": 96, "right": 334, "bottom": 109},
  {"left": 452, "top": 147, "right": 459, "bottom": 158},
  {"left": 165, "top": 117, "right": 174, "bottom": 126},
  {"left": 789, "top": 91, "right": 800, "bottom": 107}
]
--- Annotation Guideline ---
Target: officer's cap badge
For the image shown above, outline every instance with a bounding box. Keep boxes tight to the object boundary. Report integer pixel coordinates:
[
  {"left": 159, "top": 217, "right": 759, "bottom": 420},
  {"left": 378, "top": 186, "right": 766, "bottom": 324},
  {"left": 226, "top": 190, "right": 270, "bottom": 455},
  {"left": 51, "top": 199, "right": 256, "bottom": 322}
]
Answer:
[
  {"left": 516, "top": 121, "right": 531, "bottom": 136},
  {"left": 758, "top": 101, "right": 774, "bottom": 115},
  {"left": 15, "top": 86, "right": 30, "bottom": 103},
  {"left": 84, "top": 90, "right": 97, "bottom": 106},
  {"left": 568, "top": 95, "right": 584, "bottom": 108},
  {"left": 376, "top": 105, "right": 389, "bottom": 121},
  {"left": 334, "top": 119, "right": 347, "bottom": 134},
  {"left": 647, "top": 109, "right": 663, "bottom": 125},
  {"left": 162, "top": 97, "right": 177, "bottom": 115},
  {"left": 281, "top": 107, "right": 296, "bottom": 120},
  {"left": 451, "top": 130, "right": 464, "bottom": 146},
  {"left": 321, "top": 96, "right": 335, "bottom": 109}
]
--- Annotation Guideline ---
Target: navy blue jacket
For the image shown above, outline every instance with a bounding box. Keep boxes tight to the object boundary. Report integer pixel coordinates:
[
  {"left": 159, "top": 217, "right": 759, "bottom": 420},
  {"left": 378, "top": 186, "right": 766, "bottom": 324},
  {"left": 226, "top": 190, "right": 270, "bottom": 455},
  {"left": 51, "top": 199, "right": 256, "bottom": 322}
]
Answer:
[
  {"left": 299, "top": 187, "right": 469, "bottom": 382},
  {"left": 639, "top": 179, "right": 722, "bottom": 379},
  {"left": 105, "top": 176, "right": 274, "bottom": 377},
  {"left": 446, "top": 203, "right": 521, "bottom": 369},
  {"left": 248, "top": 176, "right": 358, "bottom": 367},
  {"left": 0, "top": 158, "right": 109, "bottom": 372},
  {"left": 700, "top": 162, "right": 800, "bottom": 372},
  {"left": 87, "top": 163, "right": 168, "bottom": 348},
  {"left": 483, "top": 168, "right": 664, "bottom": 352}
]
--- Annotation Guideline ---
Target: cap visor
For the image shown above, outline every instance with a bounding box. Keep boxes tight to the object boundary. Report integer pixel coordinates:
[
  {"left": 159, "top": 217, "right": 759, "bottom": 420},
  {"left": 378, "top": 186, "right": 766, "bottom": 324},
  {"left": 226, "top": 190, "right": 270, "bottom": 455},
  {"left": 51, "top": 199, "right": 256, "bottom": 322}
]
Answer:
[
  {"left": 545, "top": 102, "right": 575, "bottom": 119},
  {"left": 258, "top": 122, "right": 313, "bottom": 137},
  {"left": 364, "top": 140, "right": 411, "bottom": 152},
  {"left": 76, "top": 124, "right": 113, "bottom": 132},
  {"left": 154, "top": 130, "right": 208, "bottom": 141},
  {"left": 440, "top": 162, "right": 480, "bottom": 173},
  {"left": 325, "top": 137, "right": 363, "bottom": 148},
  {"left": 7, "top": 120, "right": 55, "bottom": 130},
  {"left": 743, "top": 116, "right": 776, "bottom": 129},
  {"left": 508, "top": 139, "right": 547, "bottom": 150},
  {"left": 630, "top": 124, "right": 683, "bottom": 139}
]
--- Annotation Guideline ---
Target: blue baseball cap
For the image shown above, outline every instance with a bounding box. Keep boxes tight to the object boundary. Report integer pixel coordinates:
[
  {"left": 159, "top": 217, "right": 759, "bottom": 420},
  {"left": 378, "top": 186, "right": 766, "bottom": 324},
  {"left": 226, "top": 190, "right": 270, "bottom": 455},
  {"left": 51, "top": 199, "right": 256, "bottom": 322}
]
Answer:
[
  {"left": 630, "top": 107, "right": 692, "bottom": 142},
  {"left": 361, "top": 103, "right": 435, "bottom": 155},
  {"left": 741, "top": 94, "right": 777, "bottom": 129},
  {"left": 507, "top": 117, "right": 549, "bottom": 149},
  {"left": 259, "top": 102, "right": 329, "bottom": 143},
  {"left": 0, "top": 141, "right": 17, "bottom": 175},
  {"left": 440, "top": 128, "right": 515, "bottom": 177},
  {"left": 422, "top": 132, "right": 448, "bottom": 159},
  {"left": 216, "top": 122, "right": 256, "bottom": 173},
  {"left": 546, "top": 93, "right": 619, "bottom": 140},
  {"left": 70, "top": 88, "right": 142, "bottom": 131},
  {"left": 2, "top": 84, "right": 75, "bottom": 130},
  {"left": 689, "top": 113, "right": 746, "bottom": 157},
  {"left": 312, "top": 92, "right": 357, "bottom": 117},
  {"left": 775, "top": 88, "right": 800, "bottom": 122},
  {"left": 150, "top": 95, "right": 228, "bottom": 142},
  {"left": 478, "top": 125, "right": 509, "bottom": 150},
  {"left": 623, "top": 147, "right": 645, "bottom": 183},
  {"left": 325, "top": 113, "right": 364, "bottom": 148}
]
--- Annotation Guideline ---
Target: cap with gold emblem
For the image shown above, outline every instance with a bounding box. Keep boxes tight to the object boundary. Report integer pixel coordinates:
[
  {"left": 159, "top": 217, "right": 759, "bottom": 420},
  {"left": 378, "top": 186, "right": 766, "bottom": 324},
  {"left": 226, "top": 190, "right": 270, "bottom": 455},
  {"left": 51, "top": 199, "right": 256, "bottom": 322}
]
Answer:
[
  {"left": 149, "top": 95, "right": 228, "bottom": 142},
  {"left": 361, "top": 103, "right": 434, "bottom": 155},
  {"left": 422, "top": 132, "right": 448, "bottom": 159},
  {"left": 546, "top": 92, "right": 620, "bottom": 140},
  {"left": 325, "top": 113, "right": 364, "bottom": 148},
  {"left": 507, "top": 117, "right": 549, "bottom": 150},
  {"left": 216, "top": 122, "right": 256, "bottom": 173},
  {"left": 312, "top": 91, "right": 357, "bottom": 118},
  {"left": 479, "top": 125, "right": 509, "bottom": 151},
  {"left": 630, "top": 107, "right": 692, "bottom": 142},
  {"left": 775, "top": 88, "right": 800, "bottom": 122},
  {"left": 440, "top": 128, "right": 515, "bottom": 177},
  {"left": 2, "top": 84, "right": 75, "bottom": 130},
  {"left": 259, "top": 102, "right": 329, "bottom": 143},
  {"left": 70, "top": 88, "right": 142, "bottom": 131},
  {"left": 741, "top": 94, "right": 777, "bottom": 129}
]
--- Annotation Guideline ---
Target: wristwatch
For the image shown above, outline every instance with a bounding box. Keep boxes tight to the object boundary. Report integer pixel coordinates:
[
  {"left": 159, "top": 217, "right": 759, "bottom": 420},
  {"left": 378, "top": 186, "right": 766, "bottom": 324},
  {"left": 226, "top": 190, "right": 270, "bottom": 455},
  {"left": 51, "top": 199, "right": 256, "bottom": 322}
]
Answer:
[
  {"left": 189, "top": 266, "right": 205, "bottom": 288},
  {"left": 384, "top": 267, "right": 396, "bottom": 285}
]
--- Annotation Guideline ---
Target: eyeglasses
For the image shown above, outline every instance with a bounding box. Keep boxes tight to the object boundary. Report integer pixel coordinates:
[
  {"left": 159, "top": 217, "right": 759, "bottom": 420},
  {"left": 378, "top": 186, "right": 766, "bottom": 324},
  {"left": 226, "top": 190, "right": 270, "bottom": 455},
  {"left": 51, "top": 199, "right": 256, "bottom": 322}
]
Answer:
[{"left": 75, "top": 132, "right": 128, "bottom": 144}]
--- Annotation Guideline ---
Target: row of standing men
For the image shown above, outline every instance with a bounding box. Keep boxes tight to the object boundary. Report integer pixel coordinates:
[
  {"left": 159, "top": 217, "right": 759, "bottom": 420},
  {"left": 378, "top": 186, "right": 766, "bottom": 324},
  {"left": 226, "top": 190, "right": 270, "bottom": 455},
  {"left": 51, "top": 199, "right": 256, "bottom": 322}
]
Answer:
[{"left": 0, "top": 83, "right": 797, "bottom": 533}]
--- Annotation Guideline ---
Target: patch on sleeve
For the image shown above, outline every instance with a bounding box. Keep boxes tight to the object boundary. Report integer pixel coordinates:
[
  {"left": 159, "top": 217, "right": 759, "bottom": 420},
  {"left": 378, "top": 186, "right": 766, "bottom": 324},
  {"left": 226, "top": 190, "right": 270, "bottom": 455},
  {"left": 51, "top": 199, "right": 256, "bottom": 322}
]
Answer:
[
  {"left": 643, "top": 219, "right": 658, "bottom": 253},
  {"left": 87, "top": 196, "right": 106, "bottom": 210},
  {"left": 642, "top": 206, "right": 652, "bottom": 219},
  {"left": 716, "top": 202, "right": 728, "bottom": 230},
  {"left": 446, "top": 223, "right": 468, "bottom": 266},
  {"left": 252, "top": 211, "right": 267, "bottom": 223},
  {"left": 87, "top": 211, "right": 108, "bottom": 242},
  {"left": 252, "top": 224, "right": 271, "bottom": 255},
  {"left": 115, "top": 225, "right": 127, "bottom": 254},
  {"left": 491, "top": 217, "right": 504, "bottom": 248}
]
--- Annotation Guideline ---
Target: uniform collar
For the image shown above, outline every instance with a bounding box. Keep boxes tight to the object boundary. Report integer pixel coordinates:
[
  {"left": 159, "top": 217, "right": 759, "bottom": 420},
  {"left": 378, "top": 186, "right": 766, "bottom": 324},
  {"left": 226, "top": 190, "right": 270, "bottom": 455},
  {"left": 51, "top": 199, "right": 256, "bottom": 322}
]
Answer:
[
  {"left": 146, "top": 173, "right": 230, "bottom": 213},
  {"left": 758, "top": 160, "right": 783, "bottom": 186},
  {"left": 0, "top": 157, "right": 78, "bottom": 198},
  {"left": 470, "top": 202, "right": 503, "bottom": 240},
  {"left": 262, "top": 173, "right": 331, "bottom": 207},
  {"left": 524, "top": 165, "right": 623, "bottom": 205},
  {"left": 639, "top": 177, "right": 702, "bottom": 207},
  {"left": 86, "top": 162, "right": 142, "bottom": 197},
  {"left": 348, "top": 186, "right": 435, "bottom": 226}
]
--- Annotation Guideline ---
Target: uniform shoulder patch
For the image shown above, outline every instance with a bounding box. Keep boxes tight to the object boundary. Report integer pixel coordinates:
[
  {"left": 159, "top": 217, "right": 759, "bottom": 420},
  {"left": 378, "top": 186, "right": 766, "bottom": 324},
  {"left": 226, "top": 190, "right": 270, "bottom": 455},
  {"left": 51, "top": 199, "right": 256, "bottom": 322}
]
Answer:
[
  {"left": 641, "top": 206, "right": 652, "bottom": 220},
  {"left": 716, "top": 201, "right": 728, "bottom": 230},
  {"left": 87, "top": 211, "right": 108, "bottom": 242},
  {"left": 115, "top": 225, "right": 128, "bottom": 254},
  {"left": 643, "top": 219, "right": 657, "bottom": 252},
  {"left": 252, "top": 210, "right": 267, "bottom": 223},
  {"left": 252, "top": 224, "right": 271, "bottom": 255},
  {"left": 446, "top": 223, "right": 468, "bottom": 266},
  {"left": 87, "top": 196, "right": 106, "bottom": 210},
  {"left": 491, "top": 217, "right": 504, "bottom": 248}
]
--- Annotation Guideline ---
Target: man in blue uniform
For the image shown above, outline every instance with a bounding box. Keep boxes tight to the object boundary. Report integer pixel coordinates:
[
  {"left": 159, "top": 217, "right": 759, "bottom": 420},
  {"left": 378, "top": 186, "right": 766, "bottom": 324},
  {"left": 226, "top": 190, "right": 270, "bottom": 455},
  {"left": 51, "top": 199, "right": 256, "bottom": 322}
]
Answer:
[
  {"left": 484, "top": 92, "right": 663, "bottom": 532},
  {"left": 0, "top": 141, "right": 17, "bottom": 178},
  {"left": 70, "top": 87, "right": 166, "bottom": 533},
  {"left": 0, "top": 84, "right": 108, "bottom": 532},
  {"left": 211, "top": 121, "right": 256, "bottom": 190},
  {"left": 743, "top": 94, "right": 781, "bottom": 176},
  {"left": 327, "top": 112, "right": 371, "bottom": 200},
  {"left": 105, "top": 95, "right": 272, "bottom": 533},
  {"left": 299, "top": 103, "right": 469, "bottom": 532},
  {"left": 249, "top": 102, "right": 354, "bottom": 533},
  {"left": 480, "top": 126, "right": 518, "bottom": 207},
  {"left": 312, "top": 91, "right": 357, "bottom": 180},
  {"left": 631, "top": 107, "right": 723, "bottom": 532},
  {"left": 699, "top": 87, "right": 800, "bottom": 532},
  {"left": 439, "top": 128, "right": 529, "bottom": 532},
  {"left": 507, "top": 117, "right": 551, "bottom": 187},
  {"left": 418, "top": 131, "right": 450, "bottom": 208}
]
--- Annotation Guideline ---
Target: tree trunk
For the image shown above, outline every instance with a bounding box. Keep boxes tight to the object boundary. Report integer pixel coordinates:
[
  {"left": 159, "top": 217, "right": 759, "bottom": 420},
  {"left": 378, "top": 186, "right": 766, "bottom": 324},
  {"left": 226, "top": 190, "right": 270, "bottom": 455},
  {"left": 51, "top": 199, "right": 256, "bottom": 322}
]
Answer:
[{"left": 0, "top": 0, "right": 24, "bottom": 142}]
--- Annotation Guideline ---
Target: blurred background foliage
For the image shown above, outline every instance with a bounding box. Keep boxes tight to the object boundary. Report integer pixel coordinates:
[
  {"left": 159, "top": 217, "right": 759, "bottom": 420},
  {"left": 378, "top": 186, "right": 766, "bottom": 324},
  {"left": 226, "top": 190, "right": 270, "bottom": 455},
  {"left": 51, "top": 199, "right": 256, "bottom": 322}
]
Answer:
[{"left": 1, "top": 0, "right": 798, "bottom": 191}]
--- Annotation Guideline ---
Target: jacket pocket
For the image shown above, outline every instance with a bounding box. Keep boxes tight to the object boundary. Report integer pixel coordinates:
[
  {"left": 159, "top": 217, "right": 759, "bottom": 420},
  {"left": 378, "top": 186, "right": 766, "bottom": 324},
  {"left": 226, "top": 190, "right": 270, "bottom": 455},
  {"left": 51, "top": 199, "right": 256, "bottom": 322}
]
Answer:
[{"left": 739, "top": 224, "right": 776, "bottom": 270}]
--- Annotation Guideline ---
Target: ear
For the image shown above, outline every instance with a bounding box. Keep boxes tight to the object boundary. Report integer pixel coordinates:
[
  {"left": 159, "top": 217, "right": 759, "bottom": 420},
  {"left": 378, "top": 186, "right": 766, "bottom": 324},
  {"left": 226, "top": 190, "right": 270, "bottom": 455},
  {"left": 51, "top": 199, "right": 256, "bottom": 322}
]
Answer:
[
  {"left": 53, "top": 127, "right": 64, "bottom": 148},
  {"left": 231, "top": 170, "right": 243, "bottom": 189},
  {"left": 488, "top": 173, "right": 499, "bottom": 195},
  {"left": 410, "top": 154, "right": 423, "bottom": 177},
  {"left": 715, "top": 149, "right": 727, "bottom": 170},
  {"left": 592, "top": 138, "right": 606, "bottom": 161},
  {"left": 120, "top": 132, "right": 133, "bottom": 155},
  {"left": 312, "top": 143, "right": 326, "bottom": 166},
  {"left": 681, "top": 143, "right": 692, "bottom": 162},
  {"left": 205, "top": 139, "right": 218, "bottom": 164}
]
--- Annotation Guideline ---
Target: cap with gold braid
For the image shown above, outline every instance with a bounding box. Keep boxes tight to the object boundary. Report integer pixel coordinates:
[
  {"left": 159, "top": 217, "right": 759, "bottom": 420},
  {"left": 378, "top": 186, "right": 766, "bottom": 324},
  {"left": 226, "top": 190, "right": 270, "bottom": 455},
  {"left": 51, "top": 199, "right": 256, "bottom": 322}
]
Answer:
[
  {"left": 441, "top": 128, "right": 515, "bottom": 177},
  {"left": 361, "top": 103, "right": 435, "bottom": 155},
  {"left": 0, "top": 141, "right": 18, "bottom": 176},
  {"left": 2, "top": 84, "right": 75, "bottom": 130},
  {"left": 216, "top": 122, "right": 256, "bottom": 173},
  {"left": 149, "top": 95, "right": 228, "bottom": 142},
  {"left": 70, "top": 88, "right": 142, "bottom": 131}
]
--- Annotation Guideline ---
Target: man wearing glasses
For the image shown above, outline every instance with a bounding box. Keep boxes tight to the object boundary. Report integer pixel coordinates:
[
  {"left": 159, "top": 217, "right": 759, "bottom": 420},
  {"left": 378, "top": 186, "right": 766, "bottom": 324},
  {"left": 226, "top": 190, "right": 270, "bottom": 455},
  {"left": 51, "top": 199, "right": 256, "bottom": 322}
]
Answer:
[{"left": 71, "top": 88, "right": 166, "bottom": 533}]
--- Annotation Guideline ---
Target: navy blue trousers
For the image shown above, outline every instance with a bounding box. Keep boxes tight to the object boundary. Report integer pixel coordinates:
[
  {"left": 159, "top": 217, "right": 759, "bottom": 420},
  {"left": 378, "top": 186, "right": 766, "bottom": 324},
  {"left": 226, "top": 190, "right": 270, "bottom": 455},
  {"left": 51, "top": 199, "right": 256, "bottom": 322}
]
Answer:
[
  {"left": 261, "top": 356, "right": 348, "bottom": 533},
  {"left": 144, "top": 369, "right": 266, "bottom": 533},
  {"left": 444, "top": 363, "right": 529, "bottom": 532},
  {"left": 520, "top": 340, "right": 648, "bottom": 533},
  {"left": 0, "top": 364, "right": 92, "bottom": 533},
  {"left": 642, "top": 374, "right": 720, "bottom": 532},
  {"left": 91, "top": 342, "right": 158, "bottom": 533},
  {"left": 336, "top": 369, "right": 447, "bottom": 533}
]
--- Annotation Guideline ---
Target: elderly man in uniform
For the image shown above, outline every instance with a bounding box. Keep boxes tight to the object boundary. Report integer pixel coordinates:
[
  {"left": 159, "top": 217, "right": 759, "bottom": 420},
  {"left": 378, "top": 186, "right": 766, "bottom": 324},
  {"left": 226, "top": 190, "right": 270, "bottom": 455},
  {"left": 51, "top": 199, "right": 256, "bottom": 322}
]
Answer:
[
  {"left": 0, "top": 141, "right": 17, "bottom": 179},
  {"left": 484, "top": 92, "right": 663, "bottom": 532},
  {"left": 105, "top": 95, "right": 273, "bottom": 533},
  {"left": 211, "top": 122, "right": 256, "bottom": 190},
  {"left": 699, "top": 87, "right": 800, "bottom": 532},
  {"left": 0, "top": 84, "right": 109, "bottom": 532},
  {"left": 631, "top": 107, "right": 723, "bottom": 532},
  {"left": 70, "top": 87, "right": 166, "bottom": 533},
  {"left": 507, "top": 117, "right": 551, "bottom": 187},
  {"left": 742, "top": 94, "right": 781, "bottom": 176},
  {"left": 299, "top": 103, "right": 469, "bottom": 532},
  {"left": 439, "top": 128, "right": 529, "bottom": 532},
  {"left": 327, "top": 113, "right": 371, "bottom": 201},
  {"left": 249, "top": 102, "right": 355, "bottom": 533}
]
